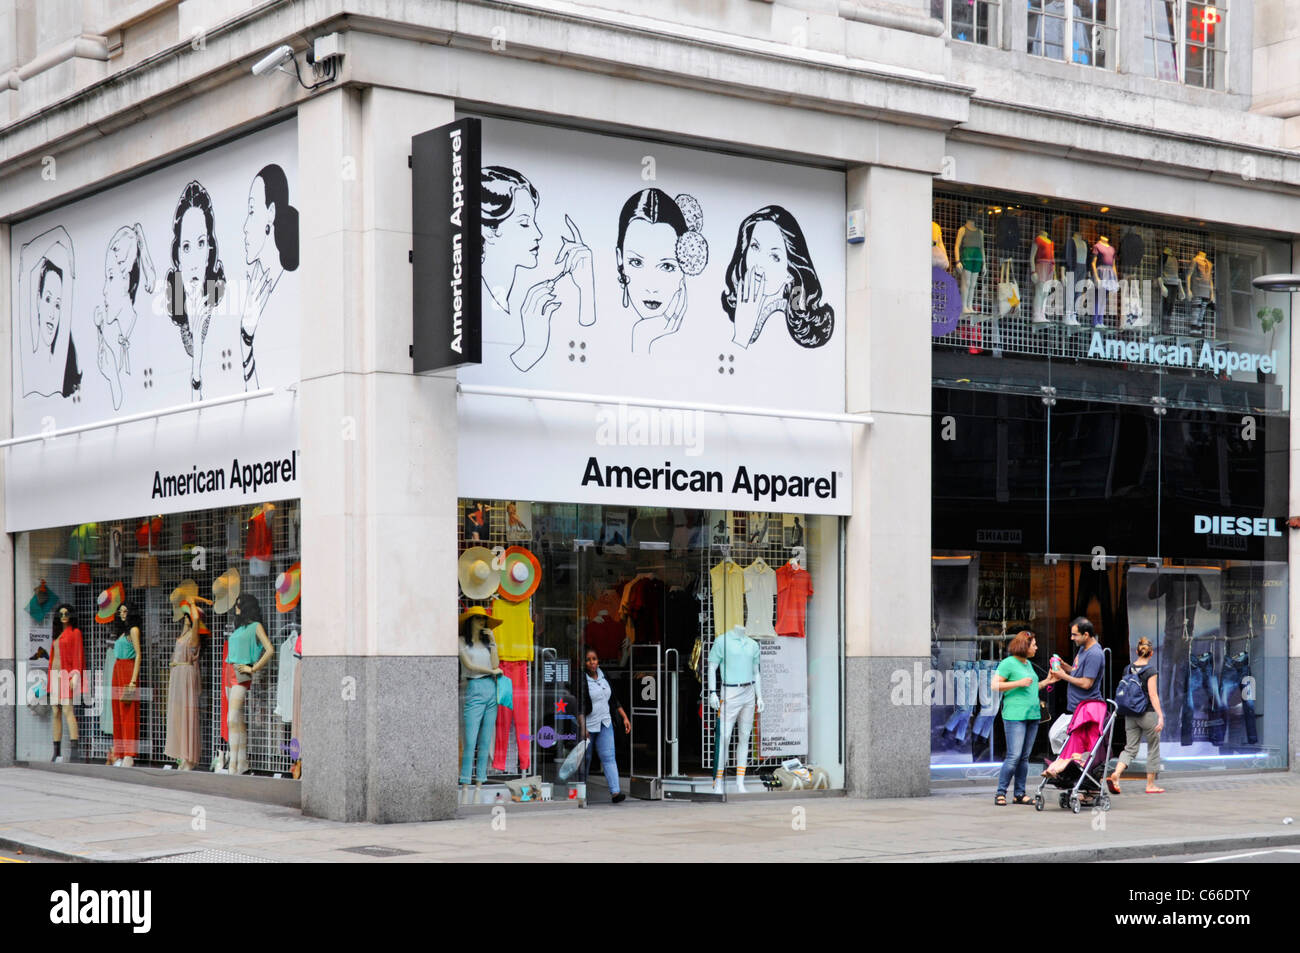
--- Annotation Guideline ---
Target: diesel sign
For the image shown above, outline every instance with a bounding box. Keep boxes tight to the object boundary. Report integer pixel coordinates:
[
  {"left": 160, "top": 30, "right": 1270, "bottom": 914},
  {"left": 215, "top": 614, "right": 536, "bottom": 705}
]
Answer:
[
  {"left": 1193, "top": 515, "right": 1283, "bottom": 537},
  {"left": 412, "top": 118, "right": 482, "bottom": 372}
]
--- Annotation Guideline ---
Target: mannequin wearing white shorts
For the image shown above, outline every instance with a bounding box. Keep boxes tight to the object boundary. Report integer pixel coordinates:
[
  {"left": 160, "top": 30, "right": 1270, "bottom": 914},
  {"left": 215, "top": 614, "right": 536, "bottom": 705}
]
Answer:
[{"left": 708, "top": 625, "right": 764, "bottom": 794}]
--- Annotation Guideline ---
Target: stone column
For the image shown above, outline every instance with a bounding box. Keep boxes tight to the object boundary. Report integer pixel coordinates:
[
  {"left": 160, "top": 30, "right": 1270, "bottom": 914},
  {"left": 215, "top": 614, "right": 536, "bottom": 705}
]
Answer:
[
  {"left": 0, "top": 221, "right": 13, "bottom": 767},
  {"left": 297, "top": 88, "right": 462, "bottom": 821},
  {"left": 844, "top": 164, "right": 934, "bottom": 797}
]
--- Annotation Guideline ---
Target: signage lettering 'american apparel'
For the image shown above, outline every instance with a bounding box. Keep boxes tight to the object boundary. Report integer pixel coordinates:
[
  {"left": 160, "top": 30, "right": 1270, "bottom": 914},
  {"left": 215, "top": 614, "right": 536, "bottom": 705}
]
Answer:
[
  {"left": 581, "top": 457, "right": 839, "bottom": 504},
  {"left": 448, "top": 126, "right": 465, "bottom": 355}
]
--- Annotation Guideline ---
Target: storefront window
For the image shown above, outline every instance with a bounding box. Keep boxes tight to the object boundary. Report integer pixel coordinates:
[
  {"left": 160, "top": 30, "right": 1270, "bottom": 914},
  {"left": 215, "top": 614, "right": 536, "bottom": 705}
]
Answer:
[
  {"left": 457, "top": 499, "right": 843, "bottom": 803},
  {"left": 15, "top": 501, "right": 303, "bottom": 776},
  {"left": 931, "top": 387, "right": 1288, "bottom": 778},
  {"left": 1028, "top": 0, "right": 1114, "bottom": 68}
]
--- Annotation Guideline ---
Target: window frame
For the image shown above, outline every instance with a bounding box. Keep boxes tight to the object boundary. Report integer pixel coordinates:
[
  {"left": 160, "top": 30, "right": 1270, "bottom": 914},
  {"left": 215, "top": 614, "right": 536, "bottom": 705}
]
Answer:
[
  {"left": 1027, "top": 0, "right": 1116, "bottom": 70},
  {"left": 934, "top": 0, "right": 1003, "bottom": 48},
  {"left": 1145, "top": 0, "right": 1229, "bottom": 89}
]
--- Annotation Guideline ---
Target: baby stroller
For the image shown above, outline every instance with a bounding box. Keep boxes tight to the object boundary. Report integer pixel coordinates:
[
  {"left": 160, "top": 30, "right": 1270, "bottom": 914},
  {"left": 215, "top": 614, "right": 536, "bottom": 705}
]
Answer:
[{"left": 1033, "top": 699, "right": 1118, "bottom": 814}]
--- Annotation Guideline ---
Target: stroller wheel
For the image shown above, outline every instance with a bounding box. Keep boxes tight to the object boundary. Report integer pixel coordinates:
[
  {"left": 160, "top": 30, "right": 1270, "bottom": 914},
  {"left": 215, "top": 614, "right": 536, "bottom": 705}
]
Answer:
[
  {"left": 1100, "top": 794, "right": 1112, "bottom": 812},
  {"left": 1033, "top": 795, "right": 1044, "bottom": 812},
  {"left": 1070, "top": 795, "right": 1081, "bottom": 815},
  {"left": 1058, "top": 793, "right": 1069, "bottom": 809}
]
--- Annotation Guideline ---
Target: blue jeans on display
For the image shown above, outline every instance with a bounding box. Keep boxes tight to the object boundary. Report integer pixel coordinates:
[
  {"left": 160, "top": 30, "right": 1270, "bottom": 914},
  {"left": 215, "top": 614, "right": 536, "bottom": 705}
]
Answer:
[
  {"left": 460, "top": 677, "right": 498, "bottom": 784},
  {"left": 996, "top": 718, "right": 1040, "bottom": 799},
  {"left": 943, "top": 661, "right": 977, "bottom": 741},
  {"left": 1219, "top": 651, "right": 1259, "bottom": 745},
  {"left": 1184, "top": 652, "right": 1225, "bottom": 746},
  {"left": 584, "top": 722, "right": 621, "bottom": 796},
  {"left": 972, "top": 660, "right": 1001, "bottom": 740}
]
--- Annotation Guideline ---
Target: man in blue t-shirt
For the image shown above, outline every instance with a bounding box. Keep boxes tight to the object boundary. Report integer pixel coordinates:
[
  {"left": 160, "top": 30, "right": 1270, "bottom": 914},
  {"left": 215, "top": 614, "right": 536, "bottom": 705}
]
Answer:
[{"left": 1053, "top": 617, "right": 1104, "bottom": 712}]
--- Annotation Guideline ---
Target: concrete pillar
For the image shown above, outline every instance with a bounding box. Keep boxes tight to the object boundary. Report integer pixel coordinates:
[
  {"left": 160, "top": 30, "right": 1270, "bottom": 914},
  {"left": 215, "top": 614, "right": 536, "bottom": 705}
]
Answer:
[
  {"left": 1252, "top": 0, "right": 1300, "bottom": 118},
  {"left": 0, "top": 222, "right": 12, "bottom": 767},
  {"left": 297, "top": 87, "right": 462, "bottom": 821},
  {"left": 844, "top": 164, "right": 934, "bottom": 797}
]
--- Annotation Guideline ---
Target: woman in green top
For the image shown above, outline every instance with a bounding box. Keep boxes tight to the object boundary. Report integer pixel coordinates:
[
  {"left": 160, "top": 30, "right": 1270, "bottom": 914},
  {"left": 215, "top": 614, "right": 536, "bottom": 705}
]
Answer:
[
  {"left": 226, "top": 593, "right": 274, "bottom": 775},
  {"left": 991, "top": 631, "right": 1052, "bottom": 805}
]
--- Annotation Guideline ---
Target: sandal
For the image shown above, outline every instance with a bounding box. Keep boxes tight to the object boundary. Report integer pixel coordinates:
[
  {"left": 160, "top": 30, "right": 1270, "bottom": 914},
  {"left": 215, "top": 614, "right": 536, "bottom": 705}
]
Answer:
[
  {"left": 1013, "top": 795, "right": 1032, "bottom": 805},
  {"left": 1145, "top": 786, "right": 1165, "bottom": 794},
  {"left": 995, "top": 795, "right": 1007, "bottom": 806},
  {"left": 1106, "top": 777, "right": 1121, "bottom": 795}
]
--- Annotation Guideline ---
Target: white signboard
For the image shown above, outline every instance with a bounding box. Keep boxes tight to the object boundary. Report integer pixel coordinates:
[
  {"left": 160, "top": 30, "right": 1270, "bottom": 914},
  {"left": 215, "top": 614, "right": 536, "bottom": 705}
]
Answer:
[
  {"left": 759, "top": 637, "right": 809, "bottom": 758},
  {"left": 7, "top": 121, "right": 299, "bottom": 530},
  {"left": 457, "top": 117, "right": 850, "bottom": 508}
]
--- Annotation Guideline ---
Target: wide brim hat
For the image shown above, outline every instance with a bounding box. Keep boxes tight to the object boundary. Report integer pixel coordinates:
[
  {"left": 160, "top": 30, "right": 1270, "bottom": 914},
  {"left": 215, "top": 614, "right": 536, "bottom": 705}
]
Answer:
[
  {"left": 275, "top": 562, "right": 302, "bottom": 613},
  {"left": 95, "top": 582, "right": 125, "bottom": 624},
  {"left": 498, "top": 546, "right": 541, "bottom": 602},
  {"left": 169, "top": 578, "right": 212, "bottom": 621},
  {"left": 459, "top": 606, "right": 504, "bottom": 629},
  {"left": 458, "top": 547, "right": 499, "bottom": 601},
  {"left": 212, "top": 567, "right": 241, "bottom": 615}
]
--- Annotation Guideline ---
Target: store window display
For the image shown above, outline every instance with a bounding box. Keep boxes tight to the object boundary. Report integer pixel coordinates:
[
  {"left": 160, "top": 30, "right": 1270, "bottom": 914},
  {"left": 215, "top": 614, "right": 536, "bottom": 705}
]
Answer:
[
  {"left": 456, "top": 500, "right": 843, "bottom": 801},
  {"left": 14, "top": 500, "right": 305, "bottom": 778}
]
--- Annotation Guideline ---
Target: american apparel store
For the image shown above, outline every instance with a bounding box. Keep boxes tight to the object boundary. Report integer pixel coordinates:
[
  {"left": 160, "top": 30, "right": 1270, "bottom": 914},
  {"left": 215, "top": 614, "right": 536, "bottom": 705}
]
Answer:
[
  {"left": 8, "top": 122, "right": 306, "bottom": 781},
  {"left": 929, "top": 187, "right": 1292, "bottom": 780},
  {"left": 424, "top": 117, "right": 854, "bottom": 804}
]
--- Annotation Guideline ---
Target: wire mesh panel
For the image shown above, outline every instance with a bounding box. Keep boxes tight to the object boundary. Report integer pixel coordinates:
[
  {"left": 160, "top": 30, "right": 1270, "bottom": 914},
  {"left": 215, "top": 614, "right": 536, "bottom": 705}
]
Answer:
[
  {"left": 930, "top": 188, "right": 1265, "bottom": 361},
  {"left": 14, "top": 500, "right": 302, "bottom": 776}
]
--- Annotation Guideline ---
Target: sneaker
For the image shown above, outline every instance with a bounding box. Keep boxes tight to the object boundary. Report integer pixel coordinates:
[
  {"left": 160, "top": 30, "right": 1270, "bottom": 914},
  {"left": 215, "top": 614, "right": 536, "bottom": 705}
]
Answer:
[{"left": 611, "top": 793, "right": 626, "bottom": 804}]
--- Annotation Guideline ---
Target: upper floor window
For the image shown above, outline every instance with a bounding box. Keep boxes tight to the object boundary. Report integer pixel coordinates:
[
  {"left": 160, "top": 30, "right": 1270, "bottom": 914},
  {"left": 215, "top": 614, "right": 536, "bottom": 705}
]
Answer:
[
  {"left": 1145, "top": 0, "right": 1227, "bottom": 89},
  {"left": 1028, "top": 0, "right": 1115, "bottom": 68},
  {"left": 932, "top": 0, "right": 1002, "bottom": 46}
]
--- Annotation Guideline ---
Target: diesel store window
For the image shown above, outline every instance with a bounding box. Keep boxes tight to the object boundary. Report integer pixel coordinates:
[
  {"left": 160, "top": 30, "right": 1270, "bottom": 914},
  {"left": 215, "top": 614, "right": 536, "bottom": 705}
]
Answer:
[
  {"left": 931, "top": 390, "right": 1288, "bottom": 778},
  {"left": 15, "top": 502, "right": 304, "bottom": 777},
  {"left": 456, "top": 500, "right": 843, "bottom": 804}
]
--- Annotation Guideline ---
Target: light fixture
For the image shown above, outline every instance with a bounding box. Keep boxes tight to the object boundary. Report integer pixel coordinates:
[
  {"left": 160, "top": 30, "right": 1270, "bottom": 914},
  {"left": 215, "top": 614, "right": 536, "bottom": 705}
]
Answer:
[
  {"left": 1253, "top": 274, "right": 1300, "bottom": 293},
  {"left": 1099, "top": 206, "right": 1110, "bottom": 213}
]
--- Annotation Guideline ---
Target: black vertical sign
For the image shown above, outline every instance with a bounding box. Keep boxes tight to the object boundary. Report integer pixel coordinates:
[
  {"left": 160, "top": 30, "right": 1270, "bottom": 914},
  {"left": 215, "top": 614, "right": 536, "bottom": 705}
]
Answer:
[{"left": 411, "top": 118, "right": 481, "bottom": 372}]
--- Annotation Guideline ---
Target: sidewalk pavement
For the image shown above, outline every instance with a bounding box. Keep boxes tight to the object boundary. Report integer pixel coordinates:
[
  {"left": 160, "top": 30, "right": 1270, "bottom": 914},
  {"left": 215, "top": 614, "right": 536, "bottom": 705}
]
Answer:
[{"left": 1, "top": 767, "right": 1297, "bottom": 863}]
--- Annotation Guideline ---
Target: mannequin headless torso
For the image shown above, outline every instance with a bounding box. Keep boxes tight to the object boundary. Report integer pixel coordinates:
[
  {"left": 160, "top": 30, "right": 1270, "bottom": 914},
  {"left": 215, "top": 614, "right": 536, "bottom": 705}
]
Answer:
[
  {"left": 707, "top": 625, "right": 765, "bottom": 794},
  {"left": 954, "top": 220, "right": 984, "bottom": 314}
]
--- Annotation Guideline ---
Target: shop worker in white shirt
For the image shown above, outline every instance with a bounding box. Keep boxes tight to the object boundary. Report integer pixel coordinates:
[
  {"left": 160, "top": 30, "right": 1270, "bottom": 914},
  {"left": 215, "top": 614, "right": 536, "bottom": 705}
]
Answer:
[
  {"left": 709, "top": 624, "right": 766, "bottom": 794},
  {"left": 580, "top": 649, "right": 632, "bottom": 804}
]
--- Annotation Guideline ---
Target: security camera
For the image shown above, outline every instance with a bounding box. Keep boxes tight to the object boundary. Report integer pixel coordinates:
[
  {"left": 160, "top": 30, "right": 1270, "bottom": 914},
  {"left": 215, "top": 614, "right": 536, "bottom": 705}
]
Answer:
[{"left": 251, "top": 45, "right": 295, "bottom": 77}]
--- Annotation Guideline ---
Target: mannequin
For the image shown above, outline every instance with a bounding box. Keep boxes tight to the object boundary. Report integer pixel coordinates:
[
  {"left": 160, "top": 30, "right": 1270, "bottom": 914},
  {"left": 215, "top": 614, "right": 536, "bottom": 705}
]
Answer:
[
  {"left": 458, "top": 607, "right": 503, "bottom": 804},
  {"left": 225, "top": 594, "right": 274, "bottom": 775},
  {"left": 1187, "top": 251, "right": 1215, "bottom": 330},
  {"left": 1160, "top": 246, "right": 1184, "bottom": 325},
  {"left": 995, "top": 209, "right": 1021, "bottom": 284},
  {"left": 708, "top": 624, "right": 765, "bottom": 794},
  {"left": 1090, "top": 235, "right": 1117, "bottom": 327},
  {"left": 48, "top": 604, "right": 85, "bottom": 763},
  {"left": 164, "top": 605, "right": 202, "bottom": 770},
  {"left": 953, "top": 218, "right": 984, "bottom": 314},
  {"left": 1030, "top": 230, "right": 1056, "bottom": 325},
  {"left": 931, "top": 221, "right": 949, "bottom": 270},
  {"left": 109, "top": 602, "right": 143, "bottom": 767},
  {"left": 1063, "top": 227, "right": 1089, "bottom": 326}
]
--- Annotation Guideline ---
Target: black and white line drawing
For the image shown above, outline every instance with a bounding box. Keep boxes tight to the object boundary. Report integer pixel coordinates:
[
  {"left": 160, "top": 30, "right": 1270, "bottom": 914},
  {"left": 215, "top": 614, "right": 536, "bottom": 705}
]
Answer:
[
  {"left": 480, "top": 166, "right": 595, "bottom": 372},
  {"left": 93, "top": 224, "right": 155, "bottom": 409},
  {"left": 19, "top": 226, "right": 81, "bottom": 399},
  {"left": 165, "top": 181, "right": 227, "bottom": 401},
  {"left": 721, "top": 206, "right": 834, "bottom": 350},
  {"left": 616, "top": 188, "right": 708, "bottom": 354},
  {"left": 240, "top": 164, "right": 299, "bottom": 390}
]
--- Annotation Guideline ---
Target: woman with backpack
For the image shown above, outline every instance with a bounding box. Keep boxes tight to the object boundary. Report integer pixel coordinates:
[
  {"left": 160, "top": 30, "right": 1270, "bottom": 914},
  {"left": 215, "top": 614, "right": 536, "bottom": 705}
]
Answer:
[{"left": 1107, "top": 637, "right": 1165, "bottom": 794}]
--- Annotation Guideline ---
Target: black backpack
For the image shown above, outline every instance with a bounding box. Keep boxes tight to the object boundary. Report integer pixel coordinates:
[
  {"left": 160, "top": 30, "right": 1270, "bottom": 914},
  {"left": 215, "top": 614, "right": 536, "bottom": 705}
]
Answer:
[{"left": 1115, "top": 664, "right": 1149, "bottom": 716}]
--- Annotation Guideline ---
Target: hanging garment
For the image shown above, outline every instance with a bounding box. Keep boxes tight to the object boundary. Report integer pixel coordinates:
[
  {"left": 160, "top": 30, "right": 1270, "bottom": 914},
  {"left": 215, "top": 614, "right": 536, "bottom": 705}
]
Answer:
[
  {"left": 245, "top": 510, "right": 273, "bottom": 575},
  {"left": 491, "top": 598, "right": 534, "bottom": 662},
  {"left": 775, "top": 563, "right": 814, "bottom": 638},
  {"left": 164, "top": 635, "right": 201, "bottom": 763},
  {"left": 742, "top": 560, "right": 777, "bottom": 639},
  {"left": 708, "top": 560, "right": 745, "bottom": 637},
  {"left": 274, "top": 633, "right": 298, "bottom": 724}
]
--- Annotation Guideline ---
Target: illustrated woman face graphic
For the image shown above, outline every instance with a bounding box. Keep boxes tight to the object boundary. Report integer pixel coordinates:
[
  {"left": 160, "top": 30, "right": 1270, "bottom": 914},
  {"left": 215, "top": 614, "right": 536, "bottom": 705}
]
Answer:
[
  {"left": 178, "top": 207, "right": 210, "bottom": 293},
  {"left": 243, "top": 175, "right": 271, "bottom": 266},
  {"left": 620, "top": 217, "right": 681, "bottom": 319},
  {"left": 744, "top": 220, "right": 790, "bottom": 297},
  {"left": 480, "top": 167, "right": 543, "bottom": 313},
  {"left": 491, "top": 187, "right": 541, "bottom": 272},
  {"left": 103, "top": 228, "right": 146, "bottom": 317},
  {"left": 37, "top": 260, "right": 63, "bottom": 349}
]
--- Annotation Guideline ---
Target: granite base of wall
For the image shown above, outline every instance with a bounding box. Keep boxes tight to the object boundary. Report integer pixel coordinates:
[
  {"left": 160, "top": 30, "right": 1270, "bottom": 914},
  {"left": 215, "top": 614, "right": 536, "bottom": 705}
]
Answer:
[
  {"left": 1290, "top": 662, "right": 1299, "bottom": 772},
  {"left": 0, "top": 659, "right": 14, "bottom": 767},
  {"left": 845, "top": 656, "right": 931, "bottom": 798},
  {"left": 300, "top": 655, "right": 459, "bottom": 823}
]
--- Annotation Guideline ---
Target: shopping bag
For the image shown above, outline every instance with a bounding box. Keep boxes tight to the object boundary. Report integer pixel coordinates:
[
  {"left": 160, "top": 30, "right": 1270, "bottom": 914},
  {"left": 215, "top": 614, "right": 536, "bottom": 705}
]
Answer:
[
  {"left": 1048, "top": 713, "right": 1072, "bottom": 754},
  {"left": 997, "top": 280, "right": 1021, "bottom": 317},
  {"left": 495, "top": 674, "right": 513, "bottom": 710},
  {"left": 558, "top": 739, "right": 588, "bottom": 781}
]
